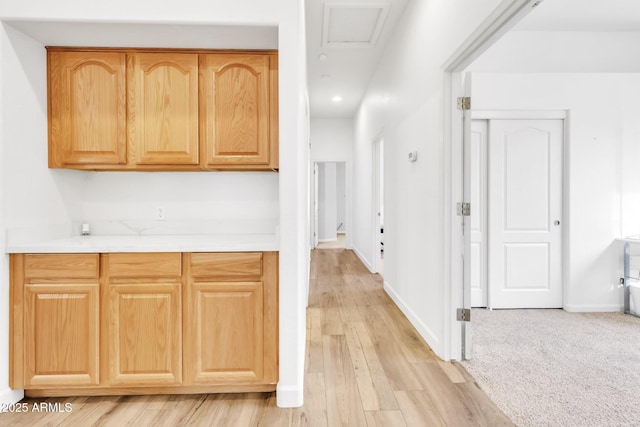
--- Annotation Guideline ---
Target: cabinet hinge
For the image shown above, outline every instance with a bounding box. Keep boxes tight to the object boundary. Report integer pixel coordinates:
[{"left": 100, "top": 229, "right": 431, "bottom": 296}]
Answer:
[
  {"left": 456, "top": 202, "right": 471, "bottom": 216},
  {"left": 457, "top": 308, "right": 471, "bottom": 322},
  {"left": 457, "top": 97, "right": 471, "bottom": 110}
]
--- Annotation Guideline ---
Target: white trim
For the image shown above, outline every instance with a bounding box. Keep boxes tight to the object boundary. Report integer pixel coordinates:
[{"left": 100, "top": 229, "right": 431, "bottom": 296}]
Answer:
[
  {"left": 353, "top": 245, "right": 374, "bottom": 273},
  {"left": 276, "top": 383, "right": 304, "bottom": 408},
  {"left": 443, "top": 0, "right": 542, "bottom": 361},
  {"left": 317, "top": 238, "right": 338, "bottom": 243},
  {"left": 0, "top": 388, "right": 24, "bottom": 405},
  {"left": 471, "top": 109, "right": 568, "bottom": 120},
  {"left": 564, "top": 304, "right": 623, "bottom": 313},
  {"left": 384, "top": 281, "right": 442, "bottom": 357},
  {"left": 442, "top": 0, "right": 543, "bottom": 71}
]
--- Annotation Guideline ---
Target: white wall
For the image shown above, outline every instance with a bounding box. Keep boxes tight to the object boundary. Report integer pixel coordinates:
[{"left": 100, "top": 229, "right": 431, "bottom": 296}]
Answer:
[
  {"left": 351, "top": 0, "right": 505, "bottom": 359},
  {"left": 317, "top": 163, "right": 337, "bottom": 242},
  {"left": 470, "top": 31, "right": 640, "bottom": 73},
  {"left": 471, "top": 73, "right": 640, "bottom": 311},
  {"left": 0, "top": 0, "right": 308, "bottom": 408}
]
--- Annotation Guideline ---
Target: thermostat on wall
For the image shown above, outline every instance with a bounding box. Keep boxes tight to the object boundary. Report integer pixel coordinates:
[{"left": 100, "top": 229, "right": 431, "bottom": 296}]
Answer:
[{"left": 408, "top": 151, "right": 418, "bottom": 162}]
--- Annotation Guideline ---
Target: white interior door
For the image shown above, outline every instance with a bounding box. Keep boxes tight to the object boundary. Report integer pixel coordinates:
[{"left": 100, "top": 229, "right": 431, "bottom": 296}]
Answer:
[
  {"left": 488, "top": 119, "right": 563, "bottom": 308},
  {"left": 470, "top": 120, "right": 488, "bottom": 307}
]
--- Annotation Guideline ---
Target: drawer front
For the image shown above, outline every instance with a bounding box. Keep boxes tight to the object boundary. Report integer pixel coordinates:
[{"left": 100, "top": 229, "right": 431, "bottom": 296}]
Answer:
[
  {"left": 191, "top": 253, "right": 263, "bottom": 280},
  {"left": 24, "top": 254, "right": 99, "bottom": 279},
  {"left": 108, "top": 253, "right": 182, "bottom": 278}
]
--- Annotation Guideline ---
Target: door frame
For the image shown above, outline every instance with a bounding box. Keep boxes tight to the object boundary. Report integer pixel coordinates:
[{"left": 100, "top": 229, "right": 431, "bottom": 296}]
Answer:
[
  {"left": 372, "top": 136, "right": 384, "bottom": 274},
  {"left": 311, "top": 160, "right": 351, "bottom": 249},
  {"left": 442, "top": 0, "right": 542, "bottom": 360}
]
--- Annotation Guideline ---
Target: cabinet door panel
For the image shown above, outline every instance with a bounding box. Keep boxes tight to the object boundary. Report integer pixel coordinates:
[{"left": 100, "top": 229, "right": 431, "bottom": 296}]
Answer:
[
  {"left": 129, "top": 53, "right": 199, "bottom": 165},
  {"left": 24, "top": 283, "right": 99, "bottom": 387},
  {"left": 109, "top": 282, "right": 182, "bottom": 386},
  {"left": 49, "top": 51, "right": 127, "bottom": 167},
  {"left": 201, "top": 54, "right": 271, "bottom": 166},
  {"left": 187, "top": 282, "right": 263, "bottom": 384}
]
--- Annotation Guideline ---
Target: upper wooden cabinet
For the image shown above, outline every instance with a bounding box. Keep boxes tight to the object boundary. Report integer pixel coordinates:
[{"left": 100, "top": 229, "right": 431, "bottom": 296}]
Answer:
[
  {"left": 200, "top": 54, "right": 274, "bottom": 168},
  {"left": 128, "top": 53, "right": 199, "bottom": 166},
  {"left": 48, "top": 50, "right": 127, "bottom": 167},
  {"left": 47, "top": 48, "right": 278, "bottom": 171}
]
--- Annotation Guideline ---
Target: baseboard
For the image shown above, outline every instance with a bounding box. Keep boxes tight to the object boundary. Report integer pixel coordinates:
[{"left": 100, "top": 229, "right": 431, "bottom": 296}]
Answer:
[
  {"left": 383, "top": 281, "right": 441, "bottom": 357},
  {"left": 0, "top": 387, "right": 24, "bottom": 405},
  {"left": 352, "top": 246, "right": 374, "bottom": 273},
  {"left": 563, "top": 304, "right": 623, "bottom": 313},
  {"left": 317, "top": 238, "right": 337, "bottom": 243},
  {"left": 276, "top": 383, "right": 303, "bottom": 408}
]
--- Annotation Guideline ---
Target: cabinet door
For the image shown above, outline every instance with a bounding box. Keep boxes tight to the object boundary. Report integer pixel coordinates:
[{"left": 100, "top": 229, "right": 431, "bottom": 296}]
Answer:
[
  {"left": 24, "top": 283, "right": 100, "bottom": 387},
  {"left": 186, "top": 281, "right": 264, "bottom": 384},
  {"left": 129, "top": 53, "right": 199, "bottom": 165},
  {"left": 48, "top": 50, "right": 127, "bottom": 167},
  {"left": 200, "top": 54, "right": 272, "bottom": 167},
  {"left": 108, "top": 282, "right": 182, "bottom": 386}
]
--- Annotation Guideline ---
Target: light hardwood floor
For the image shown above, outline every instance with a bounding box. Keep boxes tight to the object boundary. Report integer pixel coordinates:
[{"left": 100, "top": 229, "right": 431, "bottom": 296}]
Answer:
[{"left": 0, "top": 248, "right": 512, "bottom": 426}]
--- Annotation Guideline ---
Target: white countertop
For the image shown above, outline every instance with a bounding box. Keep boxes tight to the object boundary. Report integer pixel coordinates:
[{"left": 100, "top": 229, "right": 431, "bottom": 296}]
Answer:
[{"left": 5, "top": 234, "right": 279, "bottom": 253}]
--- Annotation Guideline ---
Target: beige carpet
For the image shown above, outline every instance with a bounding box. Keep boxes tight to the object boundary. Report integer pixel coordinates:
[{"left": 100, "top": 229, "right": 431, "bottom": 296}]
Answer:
[{"left": 462, "top": 309, "right": 640, "bottom": 427}]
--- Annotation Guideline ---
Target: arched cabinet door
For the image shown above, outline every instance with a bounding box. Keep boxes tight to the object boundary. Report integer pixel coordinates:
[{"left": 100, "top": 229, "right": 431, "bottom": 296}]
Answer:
[
  {"left": 200, "top": 54, "right": 277, "bottom": 169},
  {"left": 48, "top": 50, "right": 127, "bottom": 167},
  {"left": 128, "top": 53, "right": 199, "bottom": 166}
]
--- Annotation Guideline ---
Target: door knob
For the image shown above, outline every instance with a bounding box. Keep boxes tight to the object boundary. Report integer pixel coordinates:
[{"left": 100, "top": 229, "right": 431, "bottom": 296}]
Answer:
[{"left": 554, "top": 220, "right": 560, "bottom": 226}]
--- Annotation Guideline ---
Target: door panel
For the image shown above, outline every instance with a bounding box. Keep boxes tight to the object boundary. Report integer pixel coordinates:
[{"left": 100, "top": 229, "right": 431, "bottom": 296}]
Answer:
[
  {"left": 470, "top": 120, "right": 488, "bottom": 307},
  {"left": 488, "top": 119, "right": 563, "bottom": 308},
  {"left": 129, "top": 53, "right": 199, "bottom": 165}
]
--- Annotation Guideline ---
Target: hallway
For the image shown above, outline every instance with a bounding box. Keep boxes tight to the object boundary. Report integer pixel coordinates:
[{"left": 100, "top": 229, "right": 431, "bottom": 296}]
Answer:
[
  {"left": 0, "top": 248, "right": 511, "bottom": 426},
  {"left": 305, "top": 248, "right": 511, "bottom": 426}
]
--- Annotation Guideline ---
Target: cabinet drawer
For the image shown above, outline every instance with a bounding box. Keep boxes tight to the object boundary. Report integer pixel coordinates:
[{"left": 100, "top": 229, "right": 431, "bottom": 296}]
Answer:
[
  {"left": 108, "top": 253, "right": 181, "bottom": 278},
  {"left": 191, "top": 253, "right": 262, "bottom": 279},
  {"left": 24, "top": 254, "right": 99, "bottom": 279}
]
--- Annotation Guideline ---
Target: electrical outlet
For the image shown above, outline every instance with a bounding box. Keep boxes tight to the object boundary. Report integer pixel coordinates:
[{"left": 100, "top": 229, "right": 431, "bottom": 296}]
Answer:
[{"left": 155, "top": 207, "right": 166, "bottom": 221}]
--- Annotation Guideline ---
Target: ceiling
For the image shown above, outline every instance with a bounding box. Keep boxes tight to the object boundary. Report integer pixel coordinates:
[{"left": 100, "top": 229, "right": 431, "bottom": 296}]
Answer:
[
  {"left": 306, "top": 0, "right": 640, "bottom": 118},
  {"left": 512, "top": 0, "right": 640, "bottom": 32},
  {"left": 305, "top": 0, "right": 408, "bottom": 118}
]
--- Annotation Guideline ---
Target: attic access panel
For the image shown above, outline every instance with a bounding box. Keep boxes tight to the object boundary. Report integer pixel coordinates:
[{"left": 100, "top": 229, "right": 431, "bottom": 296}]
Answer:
[{"left": 322, "top": 2, "right": 390, "bottom": 48}]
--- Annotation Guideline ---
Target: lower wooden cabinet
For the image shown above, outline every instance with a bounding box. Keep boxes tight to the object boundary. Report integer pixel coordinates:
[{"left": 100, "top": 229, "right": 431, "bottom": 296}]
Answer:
[
  {"left": 24, "top": 282, "right": 100, "bottom": 388},
  {"left": 9, "top": 251, "right": 278, "bottom": 396},
  {"left": 185, "top": 252, "right": 278, "bottom": 386}
]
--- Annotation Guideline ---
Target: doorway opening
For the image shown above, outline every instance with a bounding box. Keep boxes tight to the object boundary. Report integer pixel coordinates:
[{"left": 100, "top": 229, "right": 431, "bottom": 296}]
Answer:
[{"left": 314, "top": 161, "right": 347, "bottom": 250}]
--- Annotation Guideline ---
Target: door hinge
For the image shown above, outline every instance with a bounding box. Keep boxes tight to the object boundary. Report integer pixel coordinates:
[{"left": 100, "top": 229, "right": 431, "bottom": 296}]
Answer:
[
  {"left": 457, "top": 97, "right": 471, "bottom": 110},
  {"left": 456, "top": 202, "right": 471, "bottom": 216},
  {"left": 457, "top": 308, "right": 471, "bottom": 322}
]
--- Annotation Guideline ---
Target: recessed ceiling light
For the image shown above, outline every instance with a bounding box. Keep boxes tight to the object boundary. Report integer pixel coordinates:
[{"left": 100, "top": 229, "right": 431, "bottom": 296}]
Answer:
[{"left": 332, "top": 95, "right": 343, "bottom": 103}]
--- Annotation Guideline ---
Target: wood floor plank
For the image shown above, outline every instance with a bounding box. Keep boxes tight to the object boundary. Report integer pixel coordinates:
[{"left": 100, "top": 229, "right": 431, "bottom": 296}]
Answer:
[
  {"left": 290, "top": 372, "right": 328, "bottom": 427},
  {"left": 365, "top": 410, "right": 408, "bottom": 426},
  {"left": 323, "top": 334, "right": 368, "bottom": 426},
  {"left": 454, "top": 382, "right": 514, "bottom": 427},
  {"left": 352, "top": 321, "right": 399, "bottom": 410},
  {"left": 344, "top": 322, "right": 380, "bottom": 410},
  {"left": 438, "top": 360, "right": 469, "bottom": 384},
  {"left": 306, "top": 308, "right": 324, "bottom": 373},
  {"left": 357, "top": 304, "right": 424, "bottom": 391},
  {"left": 394, "top": 390, "right": 446, "bottom": 427}
]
